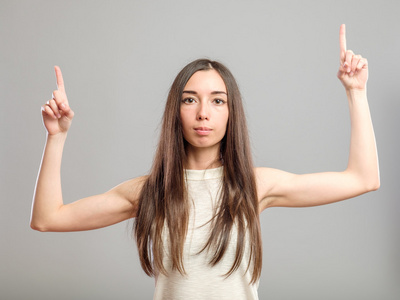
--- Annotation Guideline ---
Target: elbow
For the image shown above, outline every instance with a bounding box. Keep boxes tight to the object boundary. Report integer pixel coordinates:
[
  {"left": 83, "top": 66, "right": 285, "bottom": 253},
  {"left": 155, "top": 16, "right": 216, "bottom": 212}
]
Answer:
[
  {"left": 367, "top": 178, "right": 380, "bottom": 192},
  {"left": 346, "top": 168, "right": 380, "bottom": 193},
  {"left": 30, "top": 219, "right": 50, "bottom": 232},
  {"left": 30, "top": 222, "right": 46, "bottom": 232},
  {"left": 364, "top": 174, "right": 380, "bottom": 193}
]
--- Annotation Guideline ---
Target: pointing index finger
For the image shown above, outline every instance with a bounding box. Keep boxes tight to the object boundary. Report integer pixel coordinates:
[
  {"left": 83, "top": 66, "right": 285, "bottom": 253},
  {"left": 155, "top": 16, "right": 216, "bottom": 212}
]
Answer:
[
  {"left": 339, "top": 24, "right": 347, "bottom": 63},
  {"left": 54, "top": 65, "right": 65, "bottom": 92}
]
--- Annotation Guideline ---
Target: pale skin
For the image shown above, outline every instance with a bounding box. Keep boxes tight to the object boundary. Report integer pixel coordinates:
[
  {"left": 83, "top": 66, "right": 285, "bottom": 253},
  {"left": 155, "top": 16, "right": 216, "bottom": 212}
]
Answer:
[{"left": 31, "top": 24, "right": 379, "bottom": 232}]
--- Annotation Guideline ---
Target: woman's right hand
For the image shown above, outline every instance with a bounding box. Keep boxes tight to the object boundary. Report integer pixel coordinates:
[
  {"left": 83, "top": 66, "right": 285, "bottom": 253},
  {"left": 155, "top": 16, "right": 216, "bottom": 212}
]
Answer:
[{"left": 41, "top": 66, "right": 74, "bottom": 136}]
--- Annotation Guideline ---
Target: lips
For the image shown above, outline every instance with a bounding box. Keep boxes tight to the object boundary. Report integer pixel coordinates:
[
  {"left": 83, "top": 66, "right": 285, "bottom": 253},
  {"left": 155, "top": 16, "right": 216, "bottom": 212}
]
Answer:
[{"left": 194, "top": 127, "right": 212, "bottom": 135}]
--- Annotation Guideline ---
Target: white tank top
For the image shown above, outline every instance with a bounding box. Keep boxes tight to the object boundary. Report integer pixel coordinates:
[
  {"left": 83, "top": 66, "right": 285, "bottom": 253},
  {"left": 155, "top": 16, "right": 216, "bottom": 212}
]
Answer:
[{"left": 153, "top": 167, "right": 259, "bottom": 300}]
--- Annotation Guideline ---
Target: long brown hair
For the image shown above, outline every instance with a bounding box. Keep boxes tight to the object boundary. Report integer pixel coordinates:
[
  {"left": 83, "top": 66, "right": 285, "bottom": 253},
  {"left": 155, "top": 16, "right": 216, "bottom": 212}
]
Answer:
[{"left": 134, "top": 59, "right": 262, "bottom": 283}]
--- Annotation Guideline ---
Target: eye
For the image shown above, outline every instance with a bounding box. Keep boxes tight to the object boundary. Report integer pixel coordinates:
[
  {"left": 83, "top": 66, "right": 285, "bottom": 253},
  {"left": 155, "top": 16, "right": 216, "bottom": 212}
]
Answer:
[
  {"left": 182, "top": 97, "right": 196, "bottom": 104},
  {"left": 213, "top": 98, "right": 226, "bottom": 105}
]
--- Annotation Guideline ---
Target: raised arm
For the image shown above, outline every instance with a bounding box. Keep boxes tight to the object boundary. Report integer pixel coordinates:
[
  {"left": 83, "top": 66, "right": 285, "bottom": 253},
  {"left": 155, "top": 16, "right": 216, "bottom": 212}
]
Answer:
[
  {"left": 31, "top": 67, "right": 142, "bottom": 232},
  {"left": 257, "top": 24, "right": 380, "bottom": 210}
]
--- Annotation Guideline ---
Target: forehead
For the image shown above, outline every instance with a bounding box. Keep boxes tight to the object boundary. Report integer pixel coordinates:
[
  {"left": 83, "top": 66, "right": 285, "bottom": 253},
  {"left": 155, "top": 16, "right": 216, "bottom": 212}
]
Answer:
[{"left": 184, "top": 69, "right": 227, "bottom": 93}]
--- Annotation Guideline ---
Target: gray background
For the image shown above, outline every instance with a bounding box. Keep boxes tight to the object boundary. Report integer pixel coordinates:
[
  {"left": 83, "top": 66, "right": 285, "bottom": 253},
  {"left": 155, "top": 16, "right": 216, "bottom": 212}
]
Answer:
[{"left": 1, "top": 0, "right": 399, "bottom": 299}]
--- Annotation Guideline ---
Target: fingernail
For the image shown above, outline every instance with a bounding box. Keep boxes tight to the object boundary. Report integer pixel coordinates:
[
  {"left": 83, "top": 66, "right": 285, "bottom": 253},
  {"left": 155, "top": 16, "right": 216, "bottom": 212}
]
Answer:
[
  {"left": 349, "top": 72, "right": 354, "bottom": 76},
  {"left": 61, "top": 103, "right": 66, "bottom": 108}
]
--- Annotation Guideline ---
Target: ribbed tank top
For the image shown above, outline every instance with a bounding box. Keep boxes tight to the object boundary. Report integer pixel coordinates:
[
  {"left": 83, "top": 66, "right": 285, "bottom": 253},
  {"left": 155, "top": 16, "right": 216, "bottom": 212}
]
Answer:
[{"left": 153, "top": 167, "right": 259, "bottom": 300}]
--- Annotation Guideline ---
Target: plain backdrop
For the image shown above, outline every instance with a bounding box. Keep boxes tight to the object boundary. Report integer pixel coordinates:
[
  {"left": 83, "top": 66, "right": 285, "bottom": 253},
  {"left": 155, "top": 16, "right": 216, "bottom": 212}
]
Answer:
[{"left": 1, "top": 0, "right": 399, "bottom": 299}]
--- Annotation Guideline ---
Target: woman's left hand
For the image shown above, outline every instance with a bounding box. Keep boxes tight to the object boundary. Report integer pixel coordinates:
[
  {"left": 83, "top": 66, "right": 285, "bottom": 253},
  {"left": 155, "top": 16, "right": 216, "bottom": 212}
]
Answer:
[{"left": 337, "top": 24, "right": 368, "bottom": 91}]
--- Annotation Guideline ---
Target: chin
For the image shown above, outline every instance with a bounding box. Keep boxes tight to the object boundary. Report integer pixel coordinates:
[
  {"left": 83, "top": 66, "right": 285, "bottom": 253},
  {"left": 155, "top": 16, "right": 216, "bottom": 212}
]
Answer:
[{"left": 186, "top": 140, "right": 220, "bottom": 150}]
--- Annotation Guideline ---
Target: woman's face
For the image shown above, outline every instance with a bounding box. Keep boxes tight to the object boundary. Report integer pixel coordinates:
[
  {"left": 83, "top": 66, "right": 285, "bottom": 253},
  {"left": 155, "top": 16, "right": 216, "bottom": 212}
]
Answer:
[{"left": 180, "top": 69, "right": 229, "bottom": 151}]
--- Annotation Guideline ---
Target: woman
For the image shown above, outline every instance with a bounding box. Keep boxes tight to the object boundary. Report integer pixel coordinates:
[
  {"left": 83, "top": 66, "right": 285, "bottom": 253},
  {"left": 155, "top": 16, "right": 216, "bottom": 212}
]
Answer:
[{"left": 31, "top": 24, "right": 379, "bottom": 299}]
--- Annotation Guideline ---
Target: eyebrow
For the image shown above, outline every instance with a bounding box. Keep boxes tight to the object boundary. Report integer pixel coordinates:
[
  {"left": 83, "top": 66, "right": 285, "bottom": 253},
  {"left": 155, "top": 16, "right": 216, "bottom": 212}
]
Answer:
[{"left": 182, "top": 90, "right": 227, "bottom": 95}]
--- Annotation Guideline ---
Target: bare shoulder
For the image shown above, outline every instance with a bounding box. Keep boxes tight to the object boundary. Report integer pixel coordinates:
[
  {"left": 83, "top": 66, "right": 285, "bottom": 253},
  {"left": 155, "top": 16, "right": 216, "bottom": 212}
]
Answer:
[
  {"left": 254, "top": 167, "right": 294, "bottom": 212},
  {"left": 107, "top": 175, "right": 148, "bottom": 213},
  {"left": 254, "top": 167, "right": 290, "bottom": 196}
]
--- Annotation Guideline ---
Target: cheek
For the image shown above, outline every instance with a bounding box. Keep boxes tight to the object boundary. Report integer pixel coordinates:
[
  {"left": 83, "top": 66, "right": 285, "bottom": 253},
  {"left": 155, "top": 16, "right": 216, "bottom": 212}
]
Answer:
[
  {"left": 222, "top": 111, "right": 229, "bottom": 130},
  {"left": 216, "top": 114, "right": 229, "bottom": 138},
  {"left": 179, "top": 109, "right": 188, "bottom": 129},
  {"left": 179, "top": 109, "right": 193, "bottom": 139},
  {"left": 180, "top": 106, "right": 197, "bottom": 127}
]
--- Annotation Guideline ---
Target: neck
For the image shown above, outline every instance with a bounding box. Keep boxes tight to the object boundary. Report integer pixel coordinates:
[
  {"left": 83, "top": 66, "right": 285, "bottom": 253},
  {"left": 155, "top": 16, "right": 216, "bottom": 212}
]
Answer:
[{"left": 184, "top": 144, "right": 222, "bottom": 170}]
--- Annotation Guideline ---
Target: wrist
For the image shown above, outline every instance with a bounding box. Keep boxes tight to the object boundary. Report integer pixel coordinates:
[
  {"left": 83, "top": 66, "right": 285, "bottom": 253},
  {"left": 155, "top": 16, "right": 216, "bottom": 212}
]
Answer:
[
  {"left": 46, "top": 132, "right": 68, "bottom": 143},
  {"left": 346, "top": 88, "right": 367, "bottom": 99}
]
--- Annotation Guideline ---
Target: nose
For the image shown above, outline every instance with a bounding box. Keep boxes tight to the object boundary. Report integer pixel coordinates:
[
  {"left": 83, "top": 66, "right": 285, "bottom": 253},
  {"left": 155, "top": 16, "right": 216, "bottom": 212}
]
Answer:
[{"left": 197, "top": 102, "right": 209, "bottom": 120}]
